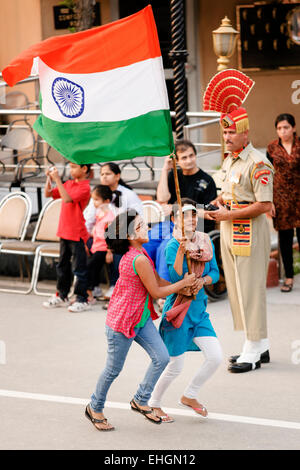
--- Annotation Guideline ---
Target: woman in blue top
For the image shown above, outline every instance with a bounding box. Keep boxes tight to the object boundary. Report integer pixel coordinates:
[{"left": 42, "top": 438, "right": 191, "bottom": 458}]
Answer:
[{"left": 149, "top": 199, "right": 223, "bottom": 422}]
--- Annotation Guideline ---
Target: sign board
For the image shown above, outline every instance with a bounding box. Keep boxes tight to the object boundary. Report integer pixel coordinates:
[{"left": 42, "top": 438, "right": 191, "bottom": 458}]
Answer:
[{"left": 53, "top": 2, "right": 101, "bottom": 30}]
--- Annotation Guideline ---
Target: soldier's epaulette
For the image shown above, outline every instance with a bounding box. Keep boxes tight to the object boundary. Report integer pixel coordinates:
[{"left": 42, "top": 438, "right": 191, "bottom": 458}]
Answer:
[{"left": 250, "top": 159, "right": 273, "bottom": 182}]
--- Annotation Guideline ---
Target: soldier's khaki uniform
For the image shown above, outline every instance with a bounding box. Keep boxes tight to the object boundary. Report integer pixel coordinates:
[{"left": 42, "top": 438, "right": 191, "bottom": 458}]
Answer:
[{"left": 218, "top": 143, "right": 273, "bottom": 341}]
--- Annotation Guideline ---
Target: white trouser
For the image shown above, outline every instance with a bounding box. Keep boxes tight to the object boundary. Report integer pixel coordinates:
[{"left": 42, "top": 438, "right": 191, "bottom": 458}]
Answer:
[
  {"left": 236, "top": 338, "right": 269, "bottom": 364},
  {"left": 149, "top": 336, "right": 223, "bottom": 408}
]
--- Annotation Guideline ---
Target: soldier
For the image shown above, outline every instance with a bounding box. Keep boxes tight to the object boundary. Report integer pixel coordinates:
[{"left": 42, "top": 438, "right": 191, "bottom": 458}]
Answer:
[{"left": 206, "top": 107, "right": 274, "bottom": 373}]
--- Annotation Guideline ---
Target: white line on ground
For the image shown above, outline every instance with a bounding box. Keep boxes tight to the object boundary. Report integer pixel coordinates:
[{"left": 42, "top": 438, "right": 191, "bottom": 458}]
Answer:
[{"left": 0, "top": 388, "right": 300, "bottom": 431}]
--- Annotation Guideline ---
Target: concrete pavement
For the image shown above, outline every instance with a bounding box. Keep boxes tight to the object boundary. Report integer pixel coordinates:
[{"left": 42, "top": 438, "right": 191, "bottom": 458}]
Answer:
[{"left": 0, "top": 275, "right": 299, "bottom": 450}]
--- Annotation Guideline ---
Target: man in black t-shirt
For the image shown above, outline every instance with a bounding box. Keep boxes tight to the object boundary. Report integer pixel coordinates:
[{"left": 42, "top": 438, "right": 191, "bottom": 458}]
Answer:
[{"left": 156, "top": 140, "right": 217, "bottom": 232}]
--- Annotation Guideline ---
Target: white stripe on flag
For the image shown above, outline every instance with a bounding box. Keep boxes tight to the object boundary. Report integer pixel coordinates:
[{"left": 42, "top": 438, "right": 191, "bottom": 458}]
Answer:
[{"left": 38, "top": 56, "right": 169, "bottom": 123}]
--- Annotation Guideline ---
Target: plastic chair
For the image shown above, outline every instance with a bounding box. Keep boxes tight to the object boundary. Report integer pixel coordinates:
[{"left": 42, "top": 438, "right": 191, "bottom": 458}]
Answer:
[
  {"left": 0, "top": 119, "right": 37, "bottom": 188},
  {"left": 31, "top": 199, "right": 63, "bottom": 296},
  {"left": 0, "top": 198, "right": 61, "bottom": 294},
  {"left": 0, "top": 192, "right": 32, "bottom": 245},
  {"left": 0, "top": 90, "right": 33, "bottom": 110},
  {"left": 0, "top": 191, "right": 32, "bottom": 291},
  {"left": 0, "top": 148, "right": 20, "bottom": 188},
  {"left": 1, "top": 120, "right": 36, "bottom": 158},
  {"left": 142, "top": 200, "right": 165, "bottom": 226}
]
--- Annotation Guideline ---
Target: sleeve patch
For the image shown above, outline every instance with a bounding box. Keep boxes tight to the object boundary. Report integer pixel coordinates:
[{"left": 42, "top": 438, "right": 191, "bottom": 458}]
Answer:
[
  {"left": 254, "top": 169, "right": 271, "bottom": 180},
  {"left": 260, "top": 176, "right": 269, "bottom": 185}
]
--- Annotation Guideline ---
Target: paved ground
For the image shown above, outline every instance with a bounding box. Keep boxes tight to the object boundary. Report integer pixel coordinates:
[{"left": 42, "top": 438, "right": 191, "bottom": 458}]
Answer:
[{"left": 0, "top": 275, "right": 299, "bottom": 451}]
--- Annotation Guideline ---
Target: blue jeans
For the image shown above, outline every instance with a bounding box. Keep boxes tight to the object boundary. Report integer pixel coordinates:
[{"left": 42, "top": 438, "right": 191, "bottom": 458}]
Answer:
[{"left": 90, "top": 317, "right": 170, "bottom": 412}]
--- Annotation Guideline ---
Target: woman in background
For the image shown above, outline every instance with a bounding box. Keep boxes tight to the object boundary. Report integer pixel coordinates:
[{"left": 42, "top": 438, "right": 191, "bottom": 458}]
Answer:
[{"left": 267, "top": 113, "right": 300, "bottom": 292}]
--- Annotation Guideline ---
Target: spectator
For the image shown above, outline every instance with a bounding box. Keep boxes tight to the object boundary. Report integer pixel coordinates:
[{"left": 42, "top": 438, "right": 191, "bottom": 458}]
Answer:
[
  {"left": 43, "top": 163, "right": 92, "bottom": 313},
  {"left": 86, "top": 185, "right": 116, "bottom": 304},
  {"left": 84, "top": 162, "right": 143, "bottom": 300},
  {"left": 267, "top": 113, "right": 300, "bottom": 292},
  {"left": 156, "top": 140, "right": 217, "bottom": 233},
  {"left": 149, "top": 200, "right": 222, "bottom": 422},
  {"left": 85, "top": 210, "right": 196, "bottom": 431},
  {"left": 84, "top": 162, "right": 143, "bottom": 232}
]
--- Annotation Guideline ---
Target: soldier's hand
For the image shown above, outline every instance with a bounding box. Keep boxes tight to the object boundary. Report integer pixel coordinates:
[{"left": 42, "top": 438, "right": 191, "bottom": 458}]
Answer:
[
  {"left": 208, "top": 201, "right": 230, "bottom": 221},
  {"left": 270, "top": 203, "right": 276, "bottom": 218}
]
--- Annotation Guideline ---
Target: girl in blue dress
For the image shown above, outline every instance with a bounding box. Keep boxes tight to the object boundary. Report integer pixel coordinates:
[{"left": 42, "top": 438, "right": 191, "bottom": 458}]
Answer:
[{"left": 149, "top": 199, "right": 223, "bottom": 422}]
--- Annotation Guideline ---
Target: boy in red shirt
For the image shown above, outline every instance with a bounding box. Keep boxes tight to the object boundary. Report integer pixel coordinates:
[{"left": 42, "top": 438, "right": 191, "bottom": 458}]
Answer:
[{"left": 43, "top": 163, "right": 92, "bottom": 312}]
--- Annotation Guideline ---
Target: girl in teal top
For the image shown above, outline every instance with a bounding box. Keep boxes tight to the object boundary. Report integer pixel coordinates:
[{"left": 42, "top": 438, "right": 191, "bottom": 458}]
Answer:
[{"left": 149, "top": 199, "right": 223, "bottom": 422}]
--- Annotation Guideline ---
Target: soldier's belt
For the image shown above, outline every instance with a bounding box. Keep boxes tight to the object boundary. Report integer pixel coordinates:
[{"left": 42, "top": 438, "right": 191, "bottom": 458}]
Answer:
[
  {"left": 224, "top": 201, "right": 252, "bottom": 257},
  {"left": 223, "top": 200, "right": 253, "bottom": 210}
]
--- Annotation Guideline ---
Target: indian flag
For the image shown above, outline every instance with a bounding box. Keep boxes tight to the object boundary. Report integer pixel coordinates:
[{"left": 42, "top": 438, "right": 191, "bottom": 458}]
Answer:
[{"left": 2, "top": 6, "right": 174, "bottom": 164}]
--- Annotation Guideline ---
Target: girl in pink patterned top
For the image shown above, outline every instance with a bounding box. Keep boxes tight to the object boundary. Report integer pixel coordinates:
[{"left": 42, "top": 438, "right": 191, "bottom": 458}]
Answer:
[
  {"left": 86, "top": 185, "right": 116, "bottom": 304},
  {"left": 85, "top": 210, "right": 196, "bottom": 431}
]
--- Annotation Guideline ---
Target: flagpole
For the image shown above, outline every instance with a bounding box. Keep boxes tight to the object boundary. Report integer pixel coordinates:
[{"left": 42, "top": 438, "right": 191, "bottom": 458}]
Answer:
[{"left": 171, "top": 153, "right": 195, "bottom": 299}]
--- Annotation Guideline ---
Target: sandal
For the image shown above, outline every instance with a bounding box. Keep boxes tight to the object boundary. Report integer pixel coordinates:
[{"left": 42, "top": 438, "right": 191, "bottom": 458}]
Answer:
[
  {"left": 178, "top": 400, "right": 208, "bottom": 418},
  {"left": 152, "top": 408, "right": 174, "bottom": 423},
  {"left": 280, "top": 282, "right": 293, "bottom": 293},
  {"left": 130, "top": 399, "right": 162, "bottom": 424},
  {"left": 85, "top": 405, "right": 115, "bottom": 431}
]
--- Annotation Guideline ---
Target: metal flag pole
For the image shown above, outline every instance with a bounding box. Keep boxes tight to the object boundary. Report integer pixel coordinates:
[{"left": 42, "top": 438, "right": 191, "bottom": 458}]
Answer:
[{"left": 171, "top": 154, "right": 194, "bottom": 288}]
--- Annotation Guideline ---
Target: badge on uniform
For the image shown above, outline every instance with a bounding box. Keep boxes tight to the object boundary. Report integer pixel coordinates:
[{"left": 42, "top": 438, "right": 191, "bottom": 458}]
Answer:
[
  {"left": 260, "top": 176, "right": 269, "bottom": 185},
  {"left": 253, "top": 169, "right": 270, "bottom": 185},
  {"left": 254, "top": 169, "right": 270, "bottom": 180},
  {"left": 231, "top": 203, "right": 252, "bottom": 256},
  {"left": 251, "top": 163, "right": 273, "bottom": 186},
  {"left": 229, "top": 171, "right": 241, "bottom": 184}
]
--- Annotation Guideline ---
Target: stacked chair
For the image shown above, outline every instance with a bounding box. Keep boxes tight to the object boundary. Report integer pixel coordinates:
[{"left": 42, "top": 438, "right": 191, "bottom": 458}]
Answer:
[{"left": 0, "top": 197, "right": 61, "bottom": 294}]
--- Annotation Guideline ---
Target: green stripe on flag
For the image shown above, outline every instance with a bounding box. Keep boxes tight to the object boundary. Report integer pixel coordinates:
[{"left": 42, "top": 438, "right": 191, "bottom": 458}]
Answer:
[{"left": 34, "top": 110, "right": 174, "bottom": 164}]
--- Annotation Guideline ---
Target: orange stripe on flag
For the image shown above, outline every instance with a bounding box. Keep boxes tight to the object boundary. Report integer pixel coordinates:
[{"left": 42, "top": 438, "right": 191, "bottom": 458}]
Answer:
[{"left": 2, "top": 6, "right": 161, "bottom": 87}]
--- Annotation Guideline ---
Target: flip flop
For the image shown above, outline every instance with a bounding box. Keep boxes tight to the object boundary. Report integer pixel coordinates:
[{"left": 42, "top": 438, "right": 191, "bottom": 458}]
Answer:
[
  {"left": 130, "top": 399, "right": 162, "bottom": 424},
  {"left": 85, "top": 405, "right": 115, "bottom": 431},
  {"left": 159, "top": 414, "right": 174, "bottom": 423},
  {"left": 178, "top": 401, "right": 208, "bottom": 419},
  {"left": 152, "top": 408, "right": 175, "bottom": 423}
]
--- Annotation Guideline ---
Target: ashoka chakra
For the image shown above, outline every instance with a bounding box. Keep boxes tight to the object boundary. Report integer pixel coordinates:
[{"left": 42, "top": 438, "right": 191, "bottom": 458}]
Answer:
[{"left": 52, "top": 77, "right": 84, "bottom": 118}]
